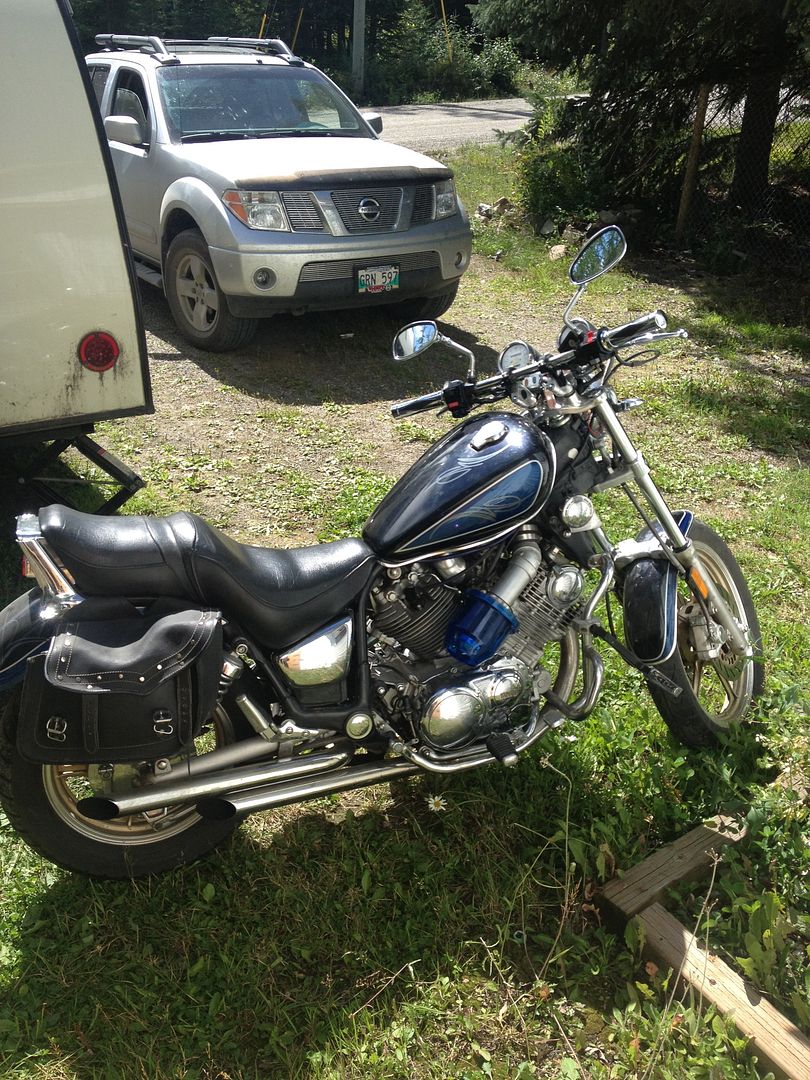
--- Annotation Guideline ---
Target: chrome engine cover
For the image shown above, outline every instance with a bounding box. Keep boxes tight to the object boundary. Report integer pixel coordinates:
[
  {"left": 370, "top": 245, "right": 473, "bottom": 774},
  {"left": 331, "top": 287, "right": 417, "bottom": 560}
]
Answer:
[{"left": 420, "top": 657, "right": 534, "bottom": 750}]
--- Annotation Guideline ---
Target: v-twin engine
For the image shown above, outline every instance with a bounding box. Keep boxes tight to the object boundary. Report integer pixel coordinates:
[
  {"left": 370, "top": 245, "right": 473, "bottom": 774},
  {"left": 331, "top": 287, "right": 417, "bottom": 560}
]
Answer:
[
  {"left": 419, "top": 656, "right": 535, "bottom": 750},
  {"left": 371, "top": 531, "right": 585, "bottom": 754}
]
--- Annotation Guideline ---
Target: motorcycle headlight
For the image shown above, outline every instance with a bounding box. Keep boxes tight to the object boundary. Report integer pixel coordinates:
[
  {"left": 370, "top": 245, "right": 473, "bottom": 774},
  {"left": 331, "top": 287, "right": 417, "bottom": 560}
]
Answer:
[
  {"left": 435, "top": 179, "right": 458, "bottom": 220},
  {"left": 222, "top": 190, "right": 289, "bottom": 231}
]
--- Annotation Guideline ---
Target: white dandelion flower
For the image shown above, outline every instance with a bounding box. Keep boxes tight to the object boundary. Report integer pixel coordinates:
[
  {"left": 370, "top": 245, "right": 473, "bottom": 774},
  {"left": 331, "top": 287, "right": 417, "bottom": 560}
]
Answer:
[{"left": 425, "top": 794, "right": 449, "bottom": 812}]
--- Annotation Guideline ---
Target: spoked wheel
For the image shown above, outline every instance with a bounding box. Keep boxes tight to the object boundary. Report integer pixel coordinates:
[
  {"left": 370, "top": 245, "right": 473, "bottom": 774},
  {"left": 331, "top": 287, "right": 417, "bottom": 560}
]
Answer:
[
  {"left": 647, "top": 520, "right": 763, "bottom": 747},
  {"left": 164, "top": 229, "right": 257, "bottom": 352},
  {"left": 0, "top": 692, "right": 242, "bottom": 878}
]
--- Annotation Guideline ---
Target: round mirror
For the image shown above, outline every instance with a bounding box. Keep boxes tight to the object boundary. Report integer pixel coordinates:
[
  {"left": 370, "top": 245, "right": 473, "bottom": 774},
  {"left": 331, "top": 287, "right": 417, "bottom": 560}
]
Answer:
[
  {"left": 497, "top": 340, "right": 533, "bottom": 374},
  {"left": 392, "top": 321, "right": 439, "bottom": 361},
  {"left": 569, "top": 226, "right": 627, "bottom": 285}
]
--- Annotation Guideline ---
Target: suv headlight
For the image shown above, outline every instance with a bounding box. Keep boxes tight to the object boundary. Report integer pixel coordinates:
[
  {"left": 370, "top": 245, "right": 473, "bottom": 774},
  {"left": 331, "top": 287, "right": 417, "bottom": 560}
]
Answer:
[
  {"left": 223, "top": 190, "right": 289, "bottom": 231},
  {"left": 435, "top": 179, "right": 458, "bottom": 220}
]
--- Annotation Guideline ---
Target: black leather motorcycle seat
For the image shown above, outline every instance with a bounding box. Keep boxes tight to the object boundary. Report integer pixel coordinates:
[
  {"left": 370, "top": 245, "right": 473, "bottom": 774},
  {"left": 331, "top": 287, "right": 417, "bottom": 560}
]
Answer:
[{"left": 38, "top": 505, "right": 377, "bottom": 649}]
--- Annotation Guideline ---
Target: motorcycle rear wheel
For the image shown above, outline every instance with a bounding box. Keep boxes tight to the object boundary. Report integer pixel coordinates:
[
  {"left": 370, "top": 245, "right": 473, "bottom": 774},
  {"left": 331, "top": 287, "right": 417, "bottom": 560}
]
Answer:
[
  {"left": 0, "top": 689, "right": 242, "bottom": 878},
  {"left": 646, "top": 520, "right": 763, "bottom": 748}
]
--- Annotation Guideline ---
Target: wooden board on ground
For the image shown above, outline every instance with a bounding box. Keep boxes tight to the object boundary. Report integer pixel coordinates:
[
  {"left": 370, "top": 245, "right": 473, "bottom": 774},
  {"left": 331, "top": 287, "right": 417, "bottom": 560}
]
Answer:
[
  {"left": 600, "top": 813, "right": 747, "bottom": 920},
  {"left": 638, "top": 903, "right": 810, "bottom": 1080}
]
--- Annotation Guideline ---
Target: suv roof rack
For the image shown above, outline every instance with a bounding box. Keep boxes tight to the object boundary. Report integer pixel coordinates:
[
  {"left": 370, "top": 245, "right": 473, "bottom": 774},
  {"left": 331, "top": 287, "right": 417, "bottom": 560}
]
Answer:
[{"left": 94, "top": 34, "right": 304, "bottom": 65}]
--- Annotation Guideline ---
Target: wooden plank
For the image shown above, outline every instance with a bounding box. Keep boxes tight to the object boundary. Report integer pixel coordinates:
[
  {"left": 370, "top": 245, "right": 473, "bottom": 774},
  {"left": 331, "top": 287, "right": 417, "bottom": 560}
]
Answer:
[
  {"left": 638, "top": 904, "right": 810, "bottom": 1080},
  {"left": 600, "top": 814, "right": 746, "bottom": 920}
]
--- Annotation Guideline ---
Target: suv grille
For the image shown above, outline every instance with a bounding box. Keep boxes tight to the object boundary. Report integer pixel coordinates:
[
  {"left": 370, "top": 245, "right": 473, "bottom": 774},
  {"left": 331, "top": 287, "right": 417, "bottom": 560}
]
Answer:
[
  {"left": 299, "top": 251, "right": 441, "bottom": 283},
  {"left": 280, "top": 192, "right": 324, "bottom": 232},
  {"left": 331, "top": 188, "right": 403, "bottom": 232},
  {"left": 411, "top": 184, "right": 435, "bottom": 226}
]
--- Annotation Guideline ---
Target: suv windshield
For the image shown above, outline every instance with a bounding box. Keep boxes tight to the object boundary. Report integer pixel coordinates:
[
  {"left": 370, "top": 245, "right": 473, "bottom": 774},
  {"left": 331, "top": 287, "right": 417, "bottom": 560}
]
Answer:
[{"left": 157, "top": 64, "right": 369, "bottom": 141}]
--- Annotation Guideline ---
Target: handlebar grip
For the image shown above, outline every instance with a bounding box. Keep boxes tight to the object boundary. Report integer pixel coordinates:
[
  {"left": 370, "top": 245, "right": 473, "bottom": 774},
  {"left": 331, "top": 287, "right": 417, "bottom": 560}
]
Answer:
[
  {"left": 391, "top": 389, "right": 444, "bottom": 418},
  {"left": 605, "top": 310, "right": 667, "bottom": 347}
]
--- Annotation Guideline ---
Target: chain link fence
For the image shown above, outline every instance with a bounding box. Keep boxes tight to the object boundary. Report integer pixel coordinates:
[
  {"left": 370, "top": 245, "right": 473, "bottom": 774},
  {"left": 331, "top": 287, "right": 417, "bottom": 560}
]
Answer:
[{"left": 678, "top": 87, "right": 810, "bottom": 271}]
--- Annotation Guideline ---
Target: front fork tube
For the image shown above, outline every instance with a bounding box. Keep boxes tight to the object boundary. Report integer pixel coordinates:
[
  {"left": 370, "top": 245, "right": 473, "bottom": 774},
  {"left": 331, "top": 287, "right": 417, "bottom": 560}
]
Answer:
[{"left": 592, "top": 399, "right": 751, "bottom": 655}]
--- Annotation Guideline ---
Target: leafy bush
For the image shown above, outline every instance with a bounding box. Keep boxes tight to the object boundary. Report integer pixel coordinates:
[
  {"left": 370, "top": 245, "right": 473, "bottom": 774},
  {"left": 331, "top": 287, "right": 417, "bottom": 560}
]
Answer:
[
  {"left": 501, "top": 70, "right": 607, "bottom": 229},
  {"left": 363, "top": 0, "right": 524, "bottom": 105},
  {"left": 516, "top": 142, "right": 602, "bottom": 229}
]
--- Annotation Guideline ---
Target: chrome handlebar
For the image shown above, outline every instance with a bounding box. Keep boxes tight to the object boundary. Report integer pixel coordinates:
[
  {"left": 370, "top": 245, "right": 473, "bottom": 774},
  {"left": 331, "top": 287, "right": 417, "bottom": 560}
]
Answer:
[{"left": 391, "top": 313, "right": 688, "bottom": 419}]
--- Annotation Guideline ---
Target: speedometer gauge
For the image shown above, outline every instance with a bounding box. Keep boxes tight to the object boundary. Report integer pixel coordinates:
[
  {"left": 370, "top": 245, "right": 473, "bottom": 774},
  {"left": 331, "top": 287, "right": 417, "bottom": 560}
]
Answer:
[{"left": 497, "top": 340, "right": 535, "bottom": 374}]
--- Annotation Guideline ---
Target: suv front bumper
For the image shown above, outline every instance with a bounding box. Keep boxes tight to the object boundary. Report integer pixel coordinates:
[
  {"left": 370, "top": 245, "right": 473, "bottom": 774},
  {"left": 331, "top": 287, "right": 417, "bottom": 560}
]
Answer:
[{"left": 208, "top": 219, "right": 472, "bottom": 317}]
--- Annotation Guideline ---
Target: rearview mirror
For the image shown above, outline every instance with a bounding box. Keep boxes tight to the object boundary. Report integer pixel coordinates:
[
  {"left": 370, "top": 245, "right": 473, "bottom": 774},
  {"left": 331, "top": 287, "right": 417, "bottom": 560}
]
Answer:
[
  {"left": 393, "top": 321, "right": 439, "bottom": 361},
  {"left": 569, "top": 226, "right": 626, "bottom": 285}
]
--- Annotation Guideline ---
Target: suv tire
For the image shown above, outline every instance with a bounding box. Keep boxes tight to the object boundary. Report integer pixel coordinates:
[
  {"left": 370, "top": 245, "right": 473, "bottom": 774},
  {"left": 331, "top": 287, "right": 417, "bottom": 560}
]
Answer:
[
  {"left": 392, "top": 282, "right": 459, "bottom": 324},
  {"left": 165, "top": 230, "right": 258, "bottom": 352}
]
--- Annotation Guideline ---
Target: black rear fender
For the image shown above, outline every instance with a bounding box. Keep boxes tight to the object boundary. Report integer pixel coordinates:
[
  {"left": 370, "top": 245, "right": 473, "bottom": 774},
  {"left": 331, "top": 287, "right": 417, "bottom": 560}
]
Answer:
[{"left": 0, "top": 589, "right": 49, "bottom": 692}]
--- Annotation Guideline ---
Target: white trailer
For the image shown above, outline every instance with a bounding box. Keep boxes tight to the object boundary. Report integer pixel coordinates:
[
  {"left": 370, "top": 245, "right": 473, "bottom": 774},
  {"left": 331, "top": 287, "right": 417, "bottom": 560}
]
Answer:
[{"left": 0, "top": 0, "right": 152, "bottom": 509}]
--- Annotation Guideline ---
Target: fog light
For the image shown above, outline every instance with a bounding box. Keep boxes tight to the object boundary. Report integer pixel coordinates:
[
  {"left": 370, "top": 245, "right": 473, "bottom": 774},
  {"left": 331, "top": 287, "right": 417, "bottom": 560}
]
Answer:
[
  {"left": 253, "top": 268, "right": 277, "bottom": 290},
  {"left": 561, "top": 495, "right": 596, "bottom": 530},
  {"left": 455, "top": 251, "right": 465, "bottom": 268}
]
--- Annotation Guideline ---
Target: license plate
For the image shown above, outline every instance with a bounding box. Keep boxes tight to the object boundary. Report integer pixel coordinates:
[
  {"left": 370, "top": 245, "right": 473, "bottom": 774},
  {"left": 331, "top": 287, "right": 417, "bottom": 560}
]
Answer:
[{"left": 357, "top": 264, "right": 400, "bottom": 295}]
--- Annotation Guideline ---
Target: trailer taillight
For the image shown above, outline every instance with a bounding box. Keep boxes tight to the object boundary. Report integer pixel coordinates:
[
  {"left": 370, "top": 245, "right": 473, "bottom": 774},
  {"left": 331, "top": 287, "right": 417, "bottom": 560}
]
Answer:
[{"left": 78, "top": 331, "right": 120, "bottom": 372}]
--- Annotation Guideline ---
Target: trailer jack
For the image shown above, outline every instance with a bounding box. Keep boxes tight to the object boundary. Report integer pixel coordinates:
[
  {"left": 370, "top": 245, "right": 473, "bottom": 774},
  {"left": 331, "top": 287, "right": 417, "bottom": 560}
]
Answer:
[{"left": 16, "top": 432, "right": 145, "bottom": 514}]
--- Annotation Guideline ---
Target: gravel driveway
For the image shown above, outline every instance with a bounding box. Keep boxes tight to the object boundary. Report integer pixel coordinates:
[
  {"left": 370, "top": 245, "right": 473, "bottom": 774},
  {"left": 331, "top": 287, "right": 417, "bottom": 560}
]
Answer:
[{"left": 375, "top": 98, "right": 532, "bottom": 152}]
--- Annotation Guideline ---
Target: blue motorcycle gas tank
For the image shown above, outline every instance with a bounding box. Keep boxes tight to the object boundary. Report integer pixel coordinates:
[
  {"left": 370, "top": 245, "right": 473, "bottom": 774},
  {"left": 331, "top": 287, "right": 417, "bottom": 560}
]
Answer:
[{"left": 363, "top": 412, "right": 556, "bottom": 559}]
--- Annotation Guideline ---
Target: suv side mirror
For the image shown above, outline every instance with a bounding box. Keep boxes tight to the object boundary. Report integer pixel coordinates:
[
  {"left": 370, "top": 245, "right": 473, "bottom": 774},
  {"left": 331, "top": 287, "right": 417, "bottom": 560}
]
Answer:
[
  {"left": 104, "top": 115, "right": 145, "bottom": 147},
  {"left": 362, "top": 111, "right": 383, "bottom": 135}
]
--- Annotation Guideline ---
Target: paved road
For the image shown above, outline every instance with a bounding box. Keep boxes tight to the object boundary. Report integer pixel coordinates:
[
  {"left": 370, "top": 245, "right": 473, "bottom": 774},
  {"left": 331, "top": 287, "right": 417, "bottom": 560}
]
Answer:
[{"left": 374, "top": 97, "right": 532, "bottom": 153}]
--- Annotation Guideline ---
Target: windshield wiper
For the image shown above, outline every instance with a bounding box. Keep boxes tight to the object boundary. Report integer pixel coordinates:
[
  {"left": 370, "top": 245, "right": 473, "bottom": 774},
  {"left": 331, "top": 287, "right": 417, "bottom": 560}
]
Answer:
[
  {"left": 180, "top": 130, "right": 255, "bottom": 143},
  {"left": 253, "top": 128, "right": 337, "bottom": 138},
  {"left": 180, "top": 128, "right": 346, "bottom": 143}
]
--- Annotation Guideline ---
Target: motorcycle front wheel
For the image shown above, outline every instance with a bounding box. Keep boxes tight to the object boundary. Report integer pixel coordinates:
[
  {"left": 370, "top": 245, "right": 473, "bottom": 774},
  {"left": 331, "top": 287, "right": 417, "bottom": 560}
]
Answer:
[
  {"left": 0, "top": 689, "right": 242, "bottom": 878},
  {"left": 646, "top": 520, "right": 763, "bottom": 748}
]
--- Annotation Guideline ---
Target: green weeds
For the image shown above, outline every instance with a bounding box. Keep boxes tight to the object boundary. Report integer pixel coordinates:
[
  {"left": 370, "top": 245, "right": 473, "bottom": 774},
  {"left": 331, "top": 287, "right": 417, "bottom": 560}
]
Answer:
[{"left": 0, "top": 145, "right": 807, "bottom": 1078}]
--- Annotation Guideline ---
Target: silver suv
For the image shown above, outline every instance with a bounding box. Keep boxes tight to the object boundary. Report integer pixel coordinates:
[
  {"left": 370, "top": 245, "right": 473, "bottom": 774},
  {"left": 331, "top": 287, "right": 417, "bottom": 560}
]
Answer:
[{"left": 86, "top": 35, "right": 472, "bottom": 351}]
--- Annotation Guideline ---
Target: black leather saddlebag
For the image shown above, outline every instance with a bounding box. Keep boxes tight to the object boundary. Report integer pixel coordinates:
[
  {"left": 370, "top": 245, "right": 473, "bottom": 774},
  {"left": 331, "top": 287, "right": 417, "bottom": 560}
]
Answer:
[{"left": 17, "top": 603, "right": 222, "bottom": 764}]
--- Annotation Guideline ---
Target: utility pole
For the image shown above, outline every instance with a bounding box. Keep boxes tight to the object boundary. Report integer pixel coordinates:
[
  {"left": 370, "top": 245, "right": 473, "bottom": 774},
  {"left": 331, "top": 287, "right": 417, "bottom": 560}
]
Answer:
[{"left": 352, "top": 0, "right": 366, "bottom": 100}]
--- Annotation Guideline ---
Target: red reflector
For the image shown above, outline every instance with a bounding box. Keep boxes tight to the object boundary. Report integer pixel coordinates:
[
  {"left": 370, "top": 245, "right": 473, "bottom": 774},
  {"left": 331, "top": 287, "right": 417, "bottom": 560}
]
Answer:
[{"left": 78, "top": 331, "right": 120, "bottom": 372}]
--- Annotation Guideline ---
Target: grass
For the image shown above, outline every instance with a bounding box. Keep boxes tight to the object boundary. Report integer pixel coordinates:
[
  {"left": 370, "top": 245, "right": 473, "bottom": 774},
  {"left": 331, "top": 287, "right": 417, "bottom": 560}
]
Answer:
[{"left": 0, "top": 143, "right": 808, "bottom": 1079}]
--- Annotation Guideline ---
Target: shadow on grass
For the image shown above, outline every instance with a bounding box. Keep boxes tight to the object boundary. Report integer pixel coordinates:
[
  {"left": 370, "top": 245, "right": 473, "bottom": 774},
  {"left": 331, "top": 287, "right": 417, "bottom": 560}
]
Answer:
[
  {"left": 624, "top": 254, "right": 810, "bottom": 459},
  {"left": 672, "top": 373, "right": 810, "bottom": 460},
  {"left": 138, "top": 285, "right": 500, "bottom": 410},
  {"left": 0, "top": 727, "right": 768, "bottom": 1079},
  {"left": 630, "top": 253, "right": 810, "bottom": 359}
]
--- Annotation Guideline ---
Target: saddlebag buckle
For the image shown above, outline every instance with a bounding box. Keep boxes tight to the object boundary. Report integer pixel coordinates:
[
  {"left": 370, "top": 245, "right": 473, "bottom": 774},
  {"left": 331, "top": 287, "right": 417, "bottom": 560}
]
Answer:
[{"left": 18, "top": 602, "right": 222, "bottom": 764}]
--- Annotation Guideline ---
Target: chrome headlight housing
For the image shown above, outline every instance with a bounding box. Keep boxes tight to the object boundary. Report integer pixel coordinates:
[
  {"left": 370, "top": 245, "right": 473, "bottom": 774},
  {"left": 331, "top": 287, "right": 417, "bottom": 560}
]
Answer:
[
  {"left": 222, "top": 189, "right": 289, "bottom": 231},
  {"left": 435, "top": 178, "right": 458, "bottom": 220}
]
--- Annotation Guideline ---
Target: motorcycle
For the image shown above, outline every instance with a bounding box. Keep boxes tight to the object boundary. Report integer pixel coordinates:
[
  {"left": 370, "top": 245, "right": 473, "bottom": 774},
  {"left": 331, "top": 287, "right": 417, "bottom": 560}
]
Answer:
[{"left": 0, "top": 227, "right": 763, "bottom": 878}]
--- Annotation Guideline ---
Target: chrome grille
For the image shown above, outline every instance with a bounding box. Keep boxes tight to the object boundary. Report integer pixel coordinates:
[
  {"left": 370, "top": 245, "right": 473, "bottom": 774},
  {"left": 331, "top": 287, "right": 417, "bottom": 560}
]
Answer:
[
  {"left": 298, "top": 251, "right": 441, "bottom": 283},
  {"left": 280, "top": 192, "right": 324, "bottom": 232},
  {"left": 331, "top": 188, "right": 402, "bottom": 232},
  {"left": 412, "top": 184, "right": 435, "bottom": 226}
]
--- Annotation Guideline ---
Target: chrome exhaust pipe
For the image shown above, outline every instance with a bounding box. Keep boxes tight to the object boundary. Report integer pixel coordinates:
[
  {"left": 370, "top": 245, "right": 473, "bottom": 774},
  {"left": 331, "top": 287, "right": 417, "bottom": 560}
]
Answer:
[
  {"left": 78, "top": 749, "right": 351, "bottom": 820},
  {"left": 197, "top": 758, "right": 420, "bottom": 820},
  {"left": 146, "top": 735, "right": 278, "bottom": 782}
]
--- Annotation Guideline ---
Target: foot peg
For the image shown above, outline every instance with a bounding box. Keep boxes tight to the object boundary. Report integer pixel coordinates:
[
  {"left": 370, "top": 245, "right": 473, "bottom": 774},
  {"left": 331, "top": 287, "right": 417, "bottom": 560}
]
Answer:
[{"left": 486, "top": 732, "right": 518, "bottom": 767}]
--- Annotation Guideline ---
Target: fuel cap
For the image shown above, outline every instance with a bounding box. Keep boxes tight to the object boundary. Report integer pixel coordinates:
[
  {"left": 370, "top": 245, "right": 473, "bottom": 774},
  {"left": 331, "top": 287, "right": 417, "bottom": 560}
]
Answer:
[{"left": 470, "top": 420, "right": 508, "bottom": 451}]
